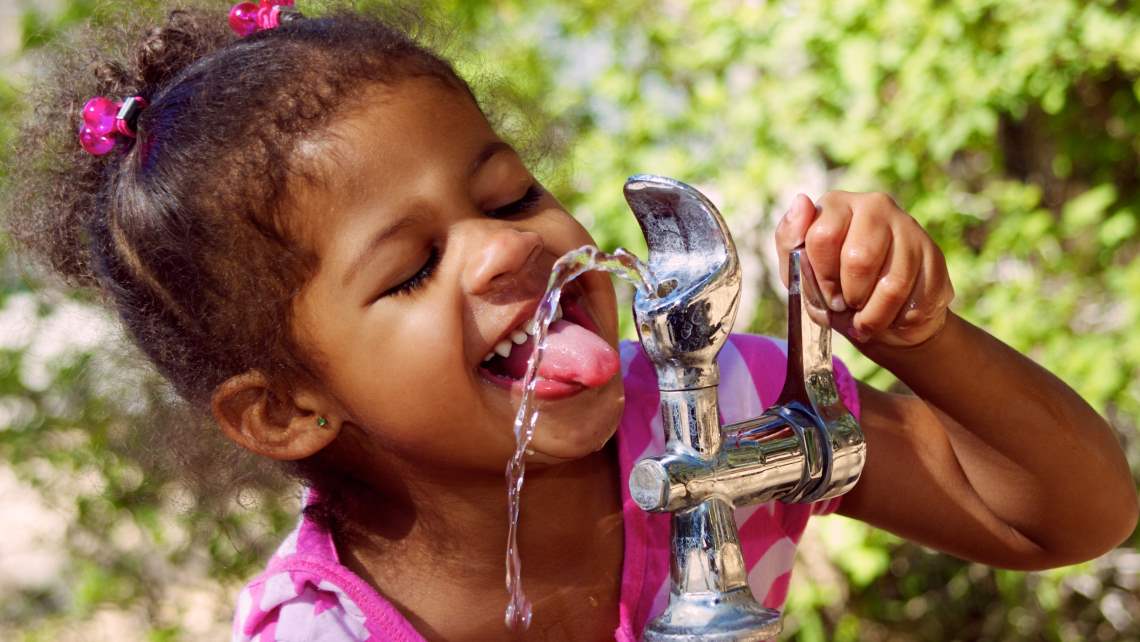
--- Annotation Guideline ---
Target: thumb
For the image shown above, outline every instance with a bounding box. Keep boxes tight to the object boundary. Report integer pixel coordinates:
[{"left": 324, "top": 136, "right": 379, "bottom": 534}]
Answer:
[{"left": 775, "top": 193, "right": 816, "bottom": 286}]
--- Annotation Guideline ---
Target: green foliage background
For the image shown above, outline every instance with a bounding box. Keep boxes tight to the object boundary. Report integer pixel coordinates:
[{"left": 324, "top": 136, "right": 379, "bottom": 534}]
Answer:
[{"left": 1, "top": 0, "right": 1138, "bottom": 640}]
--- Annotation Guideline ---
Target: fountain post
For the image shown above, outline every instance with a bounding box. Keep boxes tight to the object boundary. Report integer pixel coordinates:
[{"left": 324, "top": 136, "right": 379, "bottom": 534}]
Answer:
[{"left": 624, "top": 175, "right": 866, "bottom": 641}]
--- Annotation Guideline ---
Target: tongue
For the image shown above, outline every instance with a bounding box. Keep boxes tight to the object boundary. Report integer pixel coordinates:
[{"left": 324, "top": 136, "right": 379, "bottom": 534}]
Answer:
[{"left": 499, "top": 320, "right": 619, "bottom": 388}]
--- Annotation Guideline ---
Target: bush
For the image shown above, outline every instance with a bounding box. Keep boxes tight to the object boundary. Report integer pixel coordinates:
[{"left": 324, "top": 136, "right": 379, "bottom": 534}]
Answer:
[{"left": 1, "top": 1, "right": 1136, "bottom": 639}]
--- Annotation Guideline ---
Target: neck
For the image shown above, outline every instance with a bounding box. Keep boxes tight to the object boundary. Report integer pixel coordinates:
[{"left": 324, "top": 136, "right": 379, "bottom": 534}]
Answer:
[{"left": 327, "top": 443, "right": 624, "bottom": 595}]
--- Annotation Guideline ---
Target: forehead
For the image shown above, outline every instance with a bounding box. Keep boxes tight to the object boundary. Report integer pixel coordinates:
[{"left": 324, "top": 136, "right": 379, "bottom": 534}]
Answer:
[{"left": 288, "top": 77, "right": 497, "bottom": 244}]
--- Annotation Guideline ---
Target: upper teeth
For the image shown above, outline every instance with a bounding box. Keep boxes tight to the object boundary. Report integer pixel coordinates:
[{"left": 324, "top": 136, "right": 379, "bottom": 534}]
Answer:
[
  {"left": 493, "top": 341, "right": 511, "bottom": 358},
  {"left": 483, "top": 303, "right": 564, "bottom": 362}
]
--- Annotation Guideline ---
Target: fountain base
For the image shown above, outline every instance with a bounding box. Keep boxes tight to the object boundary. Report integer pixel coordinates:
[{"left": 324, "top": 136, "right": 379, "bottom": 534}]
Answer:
[{"left": 642, "top": 587, "right": 782, "bottom": 642}]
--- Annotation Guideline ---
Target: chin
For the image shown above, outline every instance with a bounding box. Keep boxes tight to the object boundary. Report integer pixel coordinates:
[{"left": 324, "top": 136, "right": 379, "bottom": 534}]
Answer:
[{"left": 526, "top": 378, "right": 624, "bottom": 462}]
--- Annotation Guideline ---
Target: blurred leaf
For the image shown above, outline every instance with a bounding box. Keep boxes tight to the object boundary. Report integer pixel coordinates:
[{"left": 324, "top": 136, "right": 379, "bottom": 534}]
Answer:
[
  {"left": 1062, "top": 183, "right": 1117, "bottom": 233},
  {"left": 2, "top": 0, "right": 1140, "bottom": 640}
]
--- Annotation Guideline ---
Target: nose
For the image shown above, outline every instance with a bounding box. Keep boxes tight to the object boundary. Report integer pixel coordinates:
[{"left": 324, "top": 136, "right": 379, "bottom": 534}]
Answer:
[{"left": 462, "top": 226, "right": 544, "bottom": 295}]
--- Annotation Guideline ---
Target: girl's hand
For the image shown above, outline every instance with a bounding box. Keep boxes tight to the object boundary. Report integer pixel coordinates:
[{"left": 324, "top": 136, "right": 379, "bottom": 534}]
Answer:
[{"left": 775, "top": 191, "right": 954, "bottom": 348}]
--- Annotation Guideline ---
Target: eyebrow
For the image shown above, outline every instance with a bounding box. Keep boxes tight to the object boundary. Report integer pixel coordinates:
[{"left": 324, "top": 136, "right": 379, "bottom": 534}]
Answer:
[{"left": 341, "top": 141, "right": 514, "bottom": 289}]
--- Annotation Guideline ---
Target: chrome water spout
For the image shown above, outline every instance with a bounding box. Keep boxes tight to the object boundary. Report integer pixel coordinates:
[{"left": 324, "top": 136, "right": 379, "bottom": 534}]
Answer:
[{"left": 624, "top": 175, "right": 867, "bottom": 641}]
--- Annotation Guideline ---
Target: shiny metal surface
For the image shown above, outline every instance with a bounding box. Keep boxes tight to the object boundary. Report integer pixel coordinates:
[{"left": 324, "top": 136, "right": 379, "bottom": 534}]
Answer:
[
  {"left": 658, "top": 499, "right": 782, "bottom": 642},
  {"left": 641, "top": 586, "right": 781, "bottom": 642},
  {"left": 624, "top": 176, "right": 866, "bottom": 641},
  {"left": 659, "top": 388, "right": 722, "bottom": 457},
  {"left": 625, "top": 175, "right": 741, "bottom": 391},
  {"left": 779, "top": 247, "right": 866, "bottom": 503},
  {"left": 630, "top": 410, "right": 814, "bottom": 513}
]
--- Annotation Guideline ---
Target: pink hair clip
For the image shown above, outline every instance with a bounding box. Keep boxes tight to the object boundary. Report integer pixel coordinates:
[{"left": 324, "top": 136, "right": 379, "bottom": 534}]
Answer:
[
  {"left": 78, "top": 95, "right": 147, "bottom": 156},
  {"left": 228, "top": 0, "right": 297, "bottom": 37}
]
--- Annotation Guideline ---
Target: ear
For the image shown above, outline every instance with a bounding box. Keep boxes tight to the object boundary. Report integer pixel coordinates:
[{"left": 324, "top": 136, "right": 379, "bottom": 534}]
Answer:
[{"left": 211, "top": 370, "right": 342, "bottom": 461}]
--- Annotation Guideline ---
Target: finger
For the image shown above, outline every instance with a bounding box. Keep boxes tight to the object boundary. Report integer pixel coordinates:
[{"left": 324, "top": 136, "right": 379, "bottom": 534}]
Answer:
[
  {"left": 804, "top": 192, "right": 853, "bottom": 312},
  {"left": 876, "top": 268, "right": 949, "bottom": 347},
  {"left": 893, "top": 269, "right": 925, "bottom": 329},
  {"left": 775, "top": 194, "right": 817, "bottom": 286},
  {"left": 851, "top": 242, "right": 920, "bottom": 341},
  {"left": 901, "top": 242, "right": 955, "bottom": 328},
  {"left": 838, "top": 211, "right": 893, "bottom": 311}
]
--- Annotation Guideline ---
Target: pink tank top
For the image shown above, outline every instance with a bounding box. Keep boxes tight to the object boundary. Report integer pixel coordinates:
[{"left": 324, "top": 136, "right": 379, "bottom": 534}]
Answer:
[{"left": 231, "top": 334, "right": 860, "bottom": 641}]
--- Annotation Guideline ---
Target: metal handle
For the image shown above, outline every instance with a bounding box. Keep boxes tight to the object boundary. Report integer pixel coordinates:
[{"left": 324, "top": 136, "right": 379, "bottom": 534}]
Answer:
[{"left": 778, "top": 246, "right": 866, "bottom": 503}]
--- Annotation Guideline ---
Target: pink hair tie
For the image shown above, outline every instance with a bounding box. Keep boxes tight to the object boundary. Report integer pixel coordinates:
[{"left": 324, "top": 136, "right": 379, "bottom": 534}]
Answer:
[
  {"left": 228, "top": 0, "right": 298, "bottom": 37},
  {"left": 78, "top": 96, "right": 147, "bottom": 156}
]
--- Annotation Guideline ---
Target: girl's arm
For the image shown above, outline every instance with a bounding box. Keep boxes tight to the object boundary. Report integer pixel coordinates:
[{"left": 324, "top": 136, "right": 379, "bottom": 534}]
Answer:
[{"left": 776, "top": 192, "right": 1138, "bottom": 570}]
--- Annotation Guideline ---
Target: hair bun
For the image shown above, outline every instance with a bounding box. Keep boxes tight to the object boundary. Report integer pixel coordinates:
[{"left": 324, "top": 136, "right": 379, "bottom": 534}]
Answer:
[{"left": 134, "top": 9, "right": 229, "bottom": 90}]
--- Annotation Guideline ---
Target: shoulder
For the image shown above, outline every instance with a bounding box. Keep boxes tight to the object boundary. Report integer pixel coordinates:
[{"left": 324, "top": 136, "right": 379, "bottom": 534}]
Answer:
[
  {"left": 232, "top": 563, "right": 371, "bottom": 642},
  {"left": 231, "top": 503, "right": 425, "bottom": 642},
  {"left": 231, "top": 552, "right": 426, "bottom": 642}
]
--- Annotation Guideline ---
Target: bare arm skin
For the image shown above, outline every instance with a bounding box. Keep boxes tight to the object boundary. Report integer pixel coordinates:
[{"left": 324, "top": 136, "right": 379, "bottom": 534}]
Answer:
[
  {"left": 775, "top": 191, "right": 1138, "bottom": 570},
  {"left": 844, "top": 313, "right": 1136, "bottom": 569}
]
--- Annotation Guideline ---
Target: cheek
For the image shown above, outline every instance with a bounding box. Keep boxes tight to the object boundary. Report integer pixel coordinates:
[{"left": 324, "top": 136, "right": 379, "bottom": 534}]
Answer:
[
  {"left": 550, "top": 213, "right": 598, "bottom": 251},
  {"left": 541, "top": 211, "right": 620, "bottom": 333},
  {"left": 592, "top": 271, "right": 620, "bottom": 339},
  {"left": 339, "top": 311, "right": 462, "bottom": 424},
  {"left": 532, "top": 199, "right": 596, "bottom": 251},
  {"left": 306, "top": 299, "right": 485, "bottom": 455}
]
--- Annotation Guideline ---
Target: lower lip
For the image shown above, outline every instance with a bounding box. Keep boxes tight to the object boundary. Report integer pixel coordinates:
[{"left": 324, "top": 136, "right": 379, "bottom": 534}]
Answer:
[{"left": 478, "top": 367, "right": 586, "bottom": 401}]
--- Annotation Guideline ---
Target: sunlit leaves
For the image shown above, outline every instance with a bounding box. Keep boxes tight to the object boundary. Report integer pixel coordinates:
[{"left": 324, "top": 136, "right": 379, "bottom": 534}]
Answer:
[{"left": 2, "top": 0, "right": 1139, "bottom": 639}]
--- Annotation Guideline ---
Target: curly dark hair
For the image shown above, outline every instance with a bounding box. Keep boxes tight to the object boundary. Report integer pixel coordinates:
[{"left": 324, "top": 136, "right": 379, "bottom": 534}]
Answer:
[{"left": 3, "top": 2, "right": 476, "bottom": 496}]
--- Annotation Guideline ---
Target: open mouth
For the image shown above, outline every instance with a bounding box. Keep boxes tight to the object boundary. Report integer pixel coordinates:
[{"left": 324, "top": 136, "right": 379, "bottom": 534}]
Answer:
[{"left": 477, "top": 289, "right": 618, "bottom": 401}]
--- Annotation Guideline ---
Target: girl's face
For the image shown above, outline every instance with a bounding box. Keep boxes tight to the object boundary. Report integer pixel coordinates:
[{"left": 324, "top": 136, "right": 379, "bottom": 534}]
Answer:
[{"left": 289, "top": 78, "right": 624, "bottom": 479}]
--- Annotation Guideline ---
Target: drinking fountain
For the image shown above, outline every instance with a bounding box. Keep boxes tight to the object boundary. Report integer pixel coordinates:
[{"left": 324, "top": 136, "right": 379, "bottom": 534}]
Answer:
[{"left": 624, "top": 175, "right": 867, "bottom": 641}]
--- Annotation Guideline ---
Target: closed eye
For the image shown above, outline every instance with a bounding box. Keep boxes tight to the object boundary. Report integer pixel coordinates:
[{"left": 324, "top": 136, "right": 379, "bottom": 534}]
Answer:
[
  {"left": 488, "top": 184, "right": 543, "bottom": 218},
  {"left": 380, "top": 247, "right": 440, "bottom": 299}
]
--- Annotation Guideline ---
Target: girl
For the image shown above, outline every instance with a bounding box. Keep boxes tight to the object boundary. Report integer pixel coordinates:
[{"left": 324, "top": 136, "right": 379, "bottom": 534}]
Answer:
[{"left": 5, "top": 2, "right": 1136, "bottom": 640}]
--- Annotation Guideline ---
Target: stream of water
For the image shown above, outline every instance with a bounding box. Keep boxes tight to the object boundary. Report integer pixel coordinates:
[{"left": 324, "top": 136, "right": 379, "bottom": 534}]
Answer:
[{"left": 504, "top": 245, "right": 655, "bottom": 631}]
